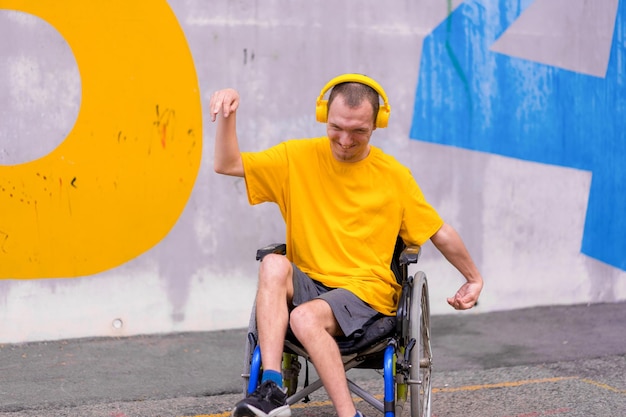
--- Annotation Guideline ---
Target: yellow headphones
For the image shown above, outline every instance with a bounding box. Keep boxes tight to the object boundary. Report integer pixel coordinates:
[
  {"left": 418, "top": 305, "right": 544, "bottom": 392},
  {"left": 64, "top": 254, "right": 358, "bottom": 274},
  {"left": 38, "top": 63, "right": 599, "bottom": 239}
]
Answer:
[{"left": 315, "top": 73, "right": 391, "bottom": 128}]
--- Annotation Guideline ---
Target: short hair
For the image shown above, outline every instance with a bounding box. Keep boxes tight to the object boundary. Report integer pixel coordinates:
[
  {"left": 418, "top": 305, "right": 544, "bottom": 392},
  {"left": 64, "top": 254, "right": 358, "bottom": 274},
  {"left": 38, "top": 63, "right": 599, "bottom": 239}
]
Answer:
[{"left": 327, "top": 82, "right": 380, "bottom": 124}]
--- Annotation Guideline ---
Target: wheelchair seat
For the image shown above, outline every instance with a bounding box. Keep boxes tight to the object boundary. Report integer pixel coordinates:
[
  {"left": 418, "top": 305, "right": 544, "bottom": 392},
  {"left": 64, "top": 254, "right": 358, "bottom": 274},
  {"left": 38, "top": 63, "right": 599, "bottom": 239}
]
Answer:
[{"left": 242, "top": 237, "right": 432, "bottom": 417}]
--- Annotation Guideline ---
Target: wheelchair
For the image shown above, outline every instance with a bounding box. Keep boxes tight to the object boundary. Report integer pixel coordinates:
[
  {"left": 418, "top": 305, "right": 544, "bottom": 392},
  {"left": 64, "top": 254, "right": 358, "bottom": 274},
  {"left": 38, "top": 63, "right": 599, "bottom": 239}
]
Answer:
[{"left": 241, "top": 237, "right": 433, "bottom": 417}]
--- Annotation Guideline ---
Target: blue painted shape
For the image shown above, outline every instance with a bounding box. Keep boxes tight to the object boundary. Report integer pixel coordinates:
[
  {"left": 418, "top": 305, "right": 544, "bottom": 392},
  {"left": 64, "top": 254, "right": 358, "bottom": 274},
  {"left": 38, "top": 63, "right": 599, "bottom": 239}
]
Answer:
[{"left": 410, "top": 0, "right": 626, "bottom": 271}]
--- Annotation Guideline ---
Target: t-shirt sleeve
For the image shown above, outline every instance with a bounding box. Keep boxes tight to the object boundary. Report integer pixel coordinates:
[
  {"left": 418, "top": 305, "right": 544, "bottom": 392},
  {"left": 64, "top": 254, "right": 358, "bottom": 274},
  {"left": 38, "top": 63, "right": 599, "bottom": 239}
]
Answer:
[
  {"left": 399, "top": 171, "right": 444, "bottom": 246},
  {"left": 241, "top": 143, "right": 289, "bottom": 206}
]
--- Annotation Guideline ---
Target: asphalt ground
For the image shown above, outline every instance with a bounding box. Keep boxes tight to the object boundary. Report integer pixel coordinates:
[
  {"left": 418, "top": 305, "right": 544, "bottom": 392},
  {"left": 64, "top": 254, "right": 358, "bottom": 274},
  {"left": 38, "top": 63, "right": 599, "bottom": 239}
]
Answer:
[{"left": 0, "top": 302, "right": 625, "bottom": 417}]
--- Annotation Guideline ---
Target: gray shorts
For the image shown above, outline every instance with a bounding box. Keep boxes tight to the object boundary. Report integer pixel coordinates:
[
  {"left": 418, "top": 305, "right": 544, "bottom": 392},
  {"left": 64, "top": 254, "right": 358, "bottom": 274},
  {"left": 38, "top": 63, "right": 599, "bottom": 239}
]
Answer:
[{"left": 291, "top": 264, "right": 382, "bottom": 337}]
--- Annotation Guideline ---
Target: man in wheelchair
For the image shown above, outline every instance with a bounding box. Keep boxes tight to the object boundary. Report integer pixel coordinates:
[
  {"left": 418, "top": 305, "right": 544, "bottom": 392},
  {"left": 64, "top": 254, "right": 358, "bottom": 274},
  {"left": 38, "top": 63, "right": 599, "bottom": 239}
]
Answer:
[{"left": 210, "top": 74, "right": 483, "bottom": 417}]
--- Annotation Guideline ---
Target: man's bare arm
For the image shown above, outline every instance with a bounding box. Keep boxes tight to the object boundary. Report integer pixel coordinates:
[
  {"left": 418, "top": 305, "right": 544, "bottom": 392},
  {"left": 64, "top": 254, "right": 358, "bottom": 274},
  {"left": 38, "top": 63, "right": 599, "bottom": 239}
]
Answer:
[
  {"left": 210, "top": 88, "right": 244, "bottom": 177},
  {"left": 430, "top": 222, "right": 484, "bottom": 310}
]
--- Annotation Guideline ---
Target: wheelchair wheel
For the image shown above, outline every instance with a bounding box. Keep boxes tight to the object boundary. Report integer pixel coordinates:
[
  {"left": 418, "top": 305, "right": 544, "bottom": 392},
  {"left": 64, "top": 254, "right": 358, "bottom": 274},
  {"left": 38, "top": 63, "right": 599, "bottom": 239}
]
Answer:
[
  {"left": 242, "top": 300, "right": 259, "bottom": 395},
  {"left": 408, "top": 271, "right": 432, "bottom": 417}
]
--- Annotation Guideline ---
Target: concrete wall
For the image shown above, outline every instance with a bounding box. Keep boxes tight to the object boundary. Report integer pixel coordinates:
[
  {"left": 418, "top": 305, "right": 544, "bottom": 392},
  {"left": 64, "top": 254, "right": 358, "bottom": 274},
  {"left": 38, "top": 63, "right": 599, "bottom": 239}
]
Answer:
[{"left": 1, "top": 0, "right": 624, "bottom": 344}]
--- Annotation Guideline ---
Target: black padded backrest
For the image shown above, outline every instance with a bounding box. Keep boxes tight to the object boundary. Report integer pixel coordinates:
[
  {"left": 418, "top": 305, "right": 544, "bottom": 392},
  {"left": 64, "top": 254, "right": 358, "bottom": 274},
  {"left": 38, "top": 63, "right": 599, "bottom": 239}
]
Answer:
[{"left": 390, "top": 236, "right": 406, "bottom": 285}]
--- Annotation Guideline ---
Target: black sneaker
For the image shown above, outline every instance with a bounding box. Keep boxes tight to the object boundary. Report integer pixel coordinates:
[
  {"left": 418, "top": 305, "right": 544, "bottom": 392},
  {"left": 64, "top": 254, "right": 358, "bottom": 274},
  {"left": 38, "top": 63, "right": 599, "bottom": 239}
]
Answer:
[{"left": 231, "top": 380, "right": 290, "bottom": 417}]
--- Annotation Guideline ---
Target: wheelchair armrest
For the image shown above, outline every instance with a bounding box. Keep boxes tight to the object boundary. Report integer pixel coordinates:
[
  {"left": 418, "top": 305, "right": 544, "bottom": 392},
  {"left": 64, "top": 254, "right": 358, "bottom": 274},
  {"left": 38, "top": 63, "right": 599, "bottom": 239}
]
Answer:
[
  {"left": 399, "top": 245, "right": 421, "bottom": 266},
  {"left": 256, "top": 243, "right": 287, "bottom": 261}
]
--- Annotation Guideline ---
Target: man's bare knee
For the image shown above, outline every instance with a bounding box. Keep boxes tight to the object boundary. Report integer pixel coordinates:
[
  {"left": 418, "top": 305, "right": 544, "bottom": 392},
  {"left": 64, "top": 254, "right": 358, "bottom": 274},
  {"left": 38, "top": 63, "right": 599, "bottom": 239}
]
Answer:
[
  {"left": 258, "top": 254, "right": 292, "bottom": 288},
  {"left": 290, "top": 300, "right": 339, "bottom": 340},
  {"left": 289, "top": 305, "right": 313, "bottom": 339}
]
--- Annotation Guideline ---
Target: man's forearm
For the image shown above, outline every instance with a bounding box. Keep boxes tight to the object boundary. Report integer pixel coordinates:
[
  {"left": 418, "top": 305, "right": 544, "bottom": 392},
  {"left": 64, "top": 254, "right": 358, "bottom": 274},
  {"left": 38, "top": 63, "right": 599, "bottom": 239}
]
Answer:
[
  {"left": 214, "top": 112, "right": 244, "bottom": 177},
  {"left": 430, "top": 223, "right": 482, "bottom": 284}
]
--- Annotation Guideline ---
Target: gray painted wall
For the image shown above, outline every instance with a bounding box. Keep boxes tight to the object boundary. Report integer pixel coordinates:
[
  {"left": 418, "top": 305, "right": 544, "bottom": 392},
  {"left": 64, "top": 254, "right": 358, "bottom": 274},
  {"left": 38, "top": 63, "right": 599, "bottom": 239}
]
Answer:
[{"left": 1, "top": 0, "right": 624, "bottom": 343}]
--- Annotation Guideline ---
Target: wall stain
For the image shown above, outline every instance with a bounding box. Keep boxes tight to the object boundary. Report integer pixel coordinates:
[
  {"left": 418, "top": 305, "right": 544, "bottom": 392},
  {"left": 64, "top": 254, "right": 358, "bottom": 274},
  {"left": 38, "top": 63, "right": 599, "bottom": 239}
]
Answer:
[
  {"left": 243, "top": 48, "right": 255, "bottom": 65},
  {"left": 153, "top": 105, "right": 176, "bottom": 150},
  {"left": 186, "top": 128, "right": 197, "bottom": 155},
  {"left": 0, "top": 231, "right": 8, "bottom": 253}
]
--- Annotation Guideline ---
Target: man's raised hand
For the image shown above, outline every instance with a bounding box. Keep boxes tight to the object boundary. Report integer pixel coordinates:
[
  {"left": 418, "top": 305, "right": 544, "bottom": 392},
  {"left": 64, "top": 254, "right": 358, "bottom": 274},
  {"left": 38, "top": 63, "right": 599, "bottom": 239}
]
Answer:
[{"left": 210, "top": 88, "right": 240, "bottom": 122}]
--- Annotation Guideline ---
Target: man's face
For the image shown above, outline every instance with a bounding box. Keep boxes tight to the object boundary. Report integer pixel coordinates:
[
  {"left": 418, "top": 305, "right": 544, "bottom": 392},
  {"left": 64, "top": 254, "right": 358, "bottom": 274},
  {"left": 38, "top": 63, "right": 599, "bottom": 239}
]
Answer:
[{"left": 326, "top": 95, "right": 376, "bottom": 163}]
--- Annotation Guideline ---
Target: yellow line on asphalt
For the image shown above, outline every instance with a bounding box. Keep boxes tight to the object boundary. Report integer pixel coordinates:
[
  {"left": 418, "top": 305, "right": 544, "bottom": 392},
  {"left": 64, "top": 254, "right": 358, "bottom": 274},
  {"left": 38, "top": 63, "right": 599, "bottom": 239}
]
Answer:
[
  {"left": 187, "top": 375, "right": 625, "bottom": 417},
  {"left": 434, "top": 376, "right": 626, "bottom": 395},
  {"left": 432, "top": 376, "right": 577, "bottom": 393},
  {"left": 187, "top": 414, "right": 227, "bottom": 417},
  {"left": 580, "top": 378, "right": 626, "bottom": 394}
]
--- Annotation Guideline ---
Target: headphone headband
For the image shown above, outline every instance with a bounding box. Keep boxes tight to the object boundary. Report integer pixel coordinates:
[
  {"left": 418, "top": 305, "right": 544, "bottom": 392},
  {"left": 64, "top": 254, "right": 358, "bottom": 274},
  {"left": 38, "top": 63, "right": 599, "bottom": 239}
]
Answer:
[{"left": 315, "top": 73, "right": 391, "bottom": 128}]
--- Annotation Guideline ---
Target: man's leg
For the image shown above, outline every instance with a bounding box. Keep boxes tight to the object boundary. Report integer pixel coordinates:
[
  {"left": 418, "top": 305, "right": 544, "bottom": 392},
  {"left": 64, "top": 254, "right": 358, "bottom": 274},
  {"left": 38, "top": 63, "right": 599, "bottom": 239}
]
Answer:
[
  {"left": 256, "top": 254, "right": 294, "bottom": 375},
  {"left": 232, "top": 254, "right": 294, "bottom": 417},
  {"left": 289, "top": 299, "right": 357, "bottom": 417}
]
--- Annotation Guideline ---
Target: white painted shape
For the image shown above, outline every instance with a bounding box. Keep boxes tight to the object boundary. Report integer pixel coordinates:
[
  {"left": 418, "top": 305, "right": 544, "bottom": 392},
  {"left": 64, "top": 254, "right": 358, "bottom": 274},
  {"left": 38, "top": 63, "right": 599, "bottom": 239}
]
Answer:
[
  {"left": 491, "top": 0, "right": 619, "bottom": 77},
  {"left": 0, "top": 10, "right": 81, "bottom": 165}
]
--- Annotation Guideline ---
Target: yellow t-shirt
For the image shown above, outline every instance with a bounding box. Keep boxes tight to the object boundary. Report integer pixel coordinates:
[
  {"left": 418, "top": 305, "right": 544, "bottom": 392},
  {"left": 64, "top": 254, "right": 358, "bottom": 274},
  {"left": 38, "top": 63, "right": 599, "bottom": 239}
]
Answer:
[{"left": 241, "top": 137, "right": 443, "bottom": 315}]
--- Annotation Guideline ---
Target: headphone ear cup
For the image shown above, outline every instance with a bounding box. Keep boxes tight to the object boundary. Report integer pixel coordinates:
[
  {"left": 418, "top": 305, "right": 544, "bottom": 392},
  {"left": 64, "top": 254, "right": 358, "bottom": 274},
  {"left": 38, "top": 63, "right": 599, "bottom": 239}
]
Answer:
[
  {"left": 375, "top": 106, "right": 390, "bottom": 128},
  {"left": 376, "top": 110, "right": 389, "bottom": 129},
  {"left": 316, "top": 99, "right": 329, "bottom": 123}
]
